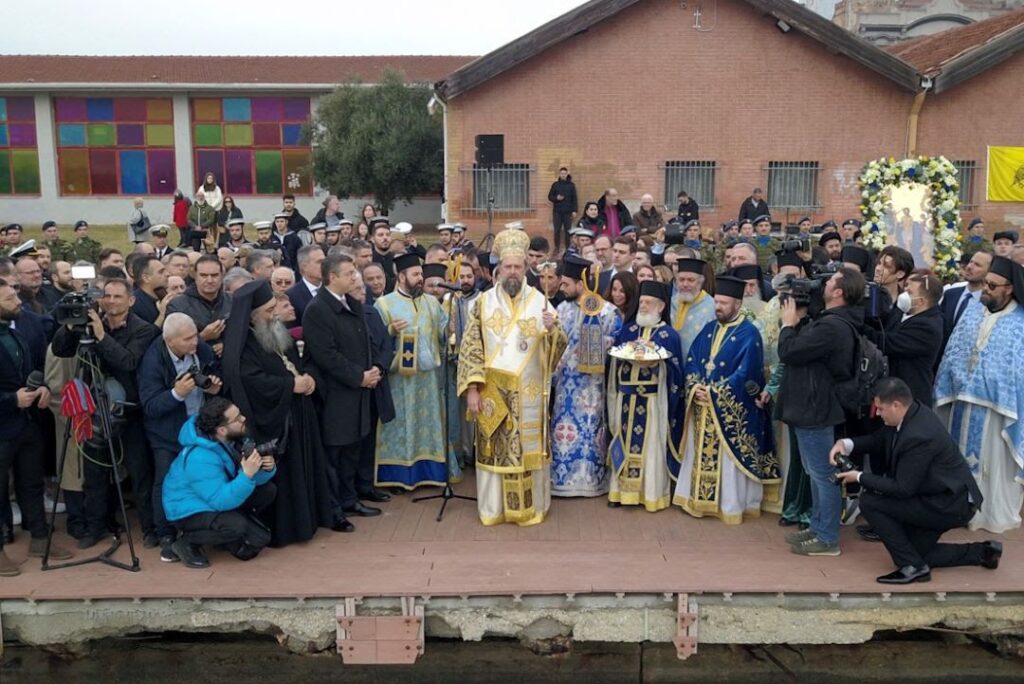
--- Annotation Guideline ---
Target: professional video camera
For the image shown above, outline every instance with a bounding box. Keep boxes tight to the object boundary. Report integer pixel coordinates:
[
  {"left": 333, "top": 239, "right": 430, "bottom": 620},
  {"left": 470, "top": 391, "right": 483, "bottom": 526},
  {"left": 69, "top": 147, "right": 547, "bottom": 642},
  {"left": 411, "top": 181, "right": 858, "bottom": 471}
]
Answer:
[
  {"left": 54, "top": 289, "right": 102, "bottom": 331},
  {"left": 779, "top": 237, "right": 811, "bottom": 253},
  {"left": 775, "top": 261, "right": 839, "bottom": 312}
]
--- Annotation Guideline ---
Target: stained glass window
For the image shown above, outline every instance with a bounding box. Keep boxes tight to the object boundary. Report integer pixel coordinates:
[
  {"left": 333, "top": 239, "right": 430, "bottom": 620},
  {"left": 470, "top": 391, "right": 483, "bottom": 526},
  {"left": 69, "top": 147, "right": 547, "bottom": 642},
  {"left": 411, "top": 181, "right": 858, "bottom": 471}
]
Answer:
[
  {"left": 0, "top": 97, "right": 41, "bottom": 195},
  {"left": 190, "top": 97, "right": 312, "bottom": 196},
  {"left": 55, "top": 97, "right": 176, "bottom": 196}
]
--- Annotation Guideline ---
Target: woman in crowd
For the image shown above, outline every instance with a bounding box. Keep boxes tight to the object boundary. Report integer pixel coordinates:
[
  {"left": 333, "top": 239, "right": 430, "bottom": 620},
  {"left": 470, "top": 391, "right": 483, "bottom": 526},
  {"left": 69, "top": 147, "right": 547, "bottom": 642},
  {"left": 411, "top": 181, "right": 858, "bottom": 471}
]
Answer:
[
  {"left": 635, "top": 263, "right": 657, "bottom": 282},
  {"left": 653, "top": 265, "right": 674, "bottom": 285},
  {"left": 198, "top": 171, "right": 223, "bottom": 212},
  {"left": 577, "top": 201, "right": 605, "bottom": 235},
  {"left": 216, "top": 196, "right": 243, "bottom": 233},
  {"left": 606, "top": 271, "right": 639, "bottom": 323},
  {"left": 172, "top": 189, "right": 191, "bottom": 247},
  {"left": 356, "top": 203, "right": 376, "bottom": 237}
]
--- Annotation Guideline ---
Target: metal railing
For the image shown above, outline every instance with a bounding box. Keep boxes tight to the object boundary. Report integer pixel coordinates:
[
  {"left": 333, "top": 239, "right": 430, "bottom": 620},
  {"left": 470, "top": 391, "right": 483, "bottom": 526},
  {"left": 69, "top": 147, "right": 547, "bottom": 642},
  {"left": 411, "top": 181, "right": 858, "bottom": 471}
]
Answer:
[
  {"left": 663, "top": 161, "right": 717, "bottom": 208},
  {"left": 462, "top": 164, "right": 533, "bottom": 213},
  {"left": 953, "top": 160, "right": 977, "bottom": 209},
  {"left": 765, "top": 161, "right": 821, "bottom": 210}
]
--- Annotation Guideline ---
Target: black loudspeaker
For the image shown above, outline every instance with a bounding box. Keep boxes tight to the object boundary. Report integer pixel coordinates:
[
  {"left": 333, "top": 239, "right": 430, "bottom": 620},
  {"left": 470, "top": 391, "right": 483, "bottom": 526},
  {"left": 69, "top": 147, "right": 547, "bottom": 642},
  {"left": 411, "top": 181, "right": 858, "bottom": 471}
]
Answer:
[{"left": 474, "top": 134, "right": 504, "bottom": 167}]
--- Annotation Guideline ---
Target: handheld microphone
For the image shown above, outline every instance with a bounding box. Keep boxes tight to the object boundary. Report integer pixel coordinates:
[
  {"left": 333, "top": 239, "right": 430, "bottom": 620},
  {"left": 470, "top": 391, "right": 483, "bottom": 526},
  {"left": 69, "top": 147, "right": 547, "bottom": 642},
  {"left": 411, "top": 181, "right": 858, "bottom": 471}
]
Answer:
[
  {"left": 26, "top": 370, "right": 45, "bottom": 391},
  {"left": 434, "top": 281, "right": 462, "bottom": 292},
  {"left": 744, "top": 380, "right": 762, "bottom": 397}
]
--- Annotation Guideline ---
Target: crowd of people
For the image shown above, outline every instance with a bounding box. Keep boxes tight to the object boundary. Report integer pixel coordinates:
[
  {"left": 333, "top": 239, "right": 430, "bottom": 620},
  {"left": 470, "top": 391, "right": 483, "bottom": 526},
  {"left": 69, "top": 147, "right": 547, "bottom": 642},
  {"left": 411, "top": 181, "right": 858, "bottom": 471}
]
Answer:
[{"left": 0, "top": 177, "right": 1020, "bottom": 586}]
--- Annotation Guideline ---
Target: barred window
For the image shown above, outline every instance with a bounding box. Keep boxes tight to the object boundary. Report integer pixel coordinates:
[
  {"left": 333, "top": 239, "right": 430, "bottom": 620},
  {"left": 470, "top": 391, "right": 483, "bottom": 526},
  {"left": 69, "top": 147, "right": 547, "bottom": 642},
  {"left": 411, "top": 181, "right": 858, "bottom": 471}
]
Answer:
[
  {"left": 766, "top": 161, "right": 820, "bottom": 209},
  {"left": 952, "top": 160, "right": 977, "bottom": 209},
  {"left": 663, "top": 161, "right": 716, "bottom": 208},
  {"left": 470, "top": 163, "right": 531, "bottom": 211}
]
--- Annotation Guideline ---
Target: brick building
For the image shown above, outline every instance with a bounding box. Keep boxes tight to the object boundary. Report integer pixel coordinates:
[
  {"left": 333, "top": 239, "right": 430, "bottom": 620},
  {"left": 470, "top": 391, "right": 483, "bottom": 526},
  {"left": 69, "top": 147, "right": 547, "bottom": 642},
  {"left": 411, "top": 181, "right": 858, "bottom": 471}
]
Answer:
[
  {"left": 0, "top": 55, "right": 472, "bottom": 225},
  {"left": 433, "top": 0, "right": 1024, "bottom": 238}
]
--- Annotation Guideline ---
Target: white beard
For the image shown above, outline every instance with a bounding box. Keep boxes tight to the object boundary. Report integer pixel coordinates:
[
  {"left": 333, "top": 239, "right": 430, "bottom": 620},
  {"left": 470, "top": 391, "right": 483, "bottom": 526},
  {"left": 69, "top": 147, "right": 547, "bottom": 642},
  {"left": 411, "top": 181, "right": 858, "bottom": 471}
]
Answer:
[
  {"left": 677, "top": 290, "right": 697, "bottom": 303},
  {"left": 252, "top": 318, "right": 293, "bottom": 356},
  {"left": 636, "top": 311, "right": 662, "bottom": 328}
]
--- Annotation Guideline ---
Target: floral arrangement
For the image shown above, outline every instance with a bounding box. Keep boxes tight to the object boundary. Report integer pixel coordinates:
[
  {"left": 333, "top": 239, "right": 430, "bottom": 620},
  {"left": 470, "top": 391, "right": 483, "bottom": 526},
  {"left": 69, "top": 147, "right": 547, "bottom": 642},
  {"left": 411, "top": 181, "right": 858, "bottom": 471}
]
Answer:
[{"left": 858, "top": 156, "right": 962, "bottom": 282}]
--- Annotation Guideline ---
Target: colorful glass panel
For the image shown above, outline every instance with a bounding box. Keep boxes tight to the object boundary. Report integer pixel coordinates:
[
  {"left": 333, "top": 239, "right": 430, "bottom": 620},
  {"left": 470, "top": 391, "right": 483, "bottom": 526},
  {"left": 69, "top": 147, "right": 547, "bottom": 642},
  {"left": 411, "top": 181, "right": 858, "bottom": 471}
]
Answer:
[
  {"left": 0, "top": 152, "right": 10, "bottom": 194},
  {"left": 254, "top": 150, "right": 283, "bottom": 194},
  {"left": 12, "top": 151, "right": 40, "bottom": 194},
  {"left": 88, "top": 149, "right": 118, "bottom": 194},
  {"left": 119, "top": 150, "right": 148, "bottom": 194},
  {"left": 225, "top": 150, "right": 254, "bottom": 194},
  {"left": 0, "top": 97, "right": 39, "bottom": 195},
  {"left": 147, "top": 149, "right": 176, "bottom": 194},
  {"left": 60, "top": 148, "right": 90, "bottom": 195}
]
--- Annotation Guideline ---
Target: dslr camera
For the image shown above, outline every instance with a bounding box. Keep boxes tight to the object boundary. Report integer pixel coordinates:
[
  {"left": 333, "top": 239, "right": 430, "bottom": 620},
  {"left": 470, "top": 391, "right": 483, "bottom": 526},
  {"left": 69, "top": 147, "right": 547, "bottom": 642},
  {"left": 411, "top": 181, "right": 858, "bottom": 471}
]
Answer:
[
  {"left": 178, "top": 363, "right": 215, "bottom": 390},
  {"left": 239, "top": 437, "right": 281, "bottom": 459},
  {"left": 832, "top": 452, "right": 857, "bottom": 484}
]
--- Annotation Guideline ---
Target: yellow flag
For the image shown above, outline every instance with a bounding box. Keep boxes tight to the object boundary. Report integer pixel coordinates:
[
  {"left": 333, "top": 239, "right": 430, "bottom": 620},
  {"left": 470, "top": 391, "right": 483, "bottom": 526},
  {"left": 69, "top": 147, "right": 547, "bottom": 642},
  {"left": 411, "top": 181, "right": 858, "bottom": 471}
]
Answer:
[{"left": 987, "top": 146, "right": 1024, "bottom": 202}]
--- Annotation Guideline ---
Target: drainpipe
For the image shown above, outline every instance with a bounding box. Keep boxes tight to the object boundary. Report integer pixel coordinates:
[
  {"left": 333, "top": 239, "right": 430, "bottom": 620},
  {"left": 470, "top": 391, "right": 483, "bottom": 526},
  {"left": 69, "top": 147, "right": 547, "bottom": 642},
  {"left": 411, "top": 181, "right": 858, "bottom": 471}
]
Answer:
[
  {"left": 906, "top": 77, "right": 933, "bottom": 157},
  {"left": 428, "top": 93, "right": 448, "bottom": 221}
]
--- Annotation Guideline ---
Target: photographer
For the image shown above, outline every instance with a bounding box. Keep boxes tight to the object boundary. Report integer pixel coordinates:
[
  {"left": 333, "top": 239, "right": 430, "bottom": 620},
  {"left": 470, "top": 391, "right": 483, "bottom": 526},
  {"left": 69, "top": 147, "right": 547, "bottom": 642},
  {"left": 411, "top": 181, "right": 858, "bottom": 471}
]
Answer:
[
  {"left": 830, "top": 378, "right": 1001, "bottom": 584},
  {"left": 52, "top": 278, "right": 160, "bottom": 549},
  {"left": 777, "top": 266, "right": 865, "bottom": 556},
  {"left": 162, "top": 397, "right": 277, "bottom": 569},
  {"left": 138, "top": 312, "right": 221, "bottom": 557},
  {"left": 0, "top": 278, "right": 73, "bottom": 576}
]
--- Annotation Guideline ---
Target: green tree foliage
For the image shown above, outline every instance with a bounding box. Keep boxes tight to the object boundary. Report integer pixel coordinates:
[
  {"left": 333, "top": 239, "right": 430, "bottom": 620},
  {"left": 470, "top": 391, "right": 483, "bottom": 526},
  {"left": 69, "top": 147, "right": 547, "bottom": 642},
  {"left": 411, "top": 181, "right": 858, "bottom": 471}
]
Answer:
[{"left": 305, "top": 70, "right": 442, "bottom": 213}]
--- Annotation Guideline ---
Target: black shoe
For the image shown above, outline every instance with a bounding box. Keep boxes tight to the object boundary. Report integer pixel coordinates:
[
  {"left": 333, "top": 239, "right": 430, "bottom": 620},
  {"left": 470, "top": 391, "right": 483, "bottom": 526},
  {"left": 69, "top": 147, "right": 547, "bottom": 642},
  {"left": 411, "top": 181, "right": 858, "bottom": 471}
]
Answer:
[
  {"left": 778, "top": 517, "right": 798, "bottom": 527},
  {"left": 331, "top": 517, "right": 355, "bottom": 533},
  {"left": 981, "top": 540, "right": 1003, "bottom": 570},
  {"left": 159, "top": 544, "right": 180, "bottom": 563},
  {"left": 358, "top": 488, "right": 392, "bottom": 503},
  {"left": 389, "top": 487, "right": 407, "bottom": 496},
  {"left": 856, "top": 525, "right": 882, "bottom": 542},
  {"left": 607, "top": 501, "right": 621, "bottom": 508},
  {"left": 877, "top": 565, "right": 931, "bottom": 584},
  {"left": 143, "top": 532, "right": 160, "bottom": 549},
  {"left": 78, "top": 534, "right": 103, "bottom": 550},
  {"left": 343, "top": 502, "right": 382, "bottom": 517},
  {"left": 170, "top": 539, "right": 210, "bottom": 569},
  {"left": 66, "top": 524, "right": 87, "bottom": 541},
  {"left": 1, "top": 525, "right": 13, "bottom": 546}
]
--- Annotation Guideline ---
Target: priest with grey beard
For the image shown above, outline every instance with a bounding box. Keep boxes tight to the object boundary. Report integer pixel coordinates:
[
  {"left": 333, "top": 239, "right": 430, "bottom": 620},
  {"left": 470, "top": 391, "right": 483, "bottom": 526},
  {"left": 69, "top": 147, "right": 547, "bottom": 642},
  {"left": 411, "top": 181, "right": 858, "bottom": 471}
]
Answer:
[{"left": 221, "top": 279, "right": 336, "bottom": 546}]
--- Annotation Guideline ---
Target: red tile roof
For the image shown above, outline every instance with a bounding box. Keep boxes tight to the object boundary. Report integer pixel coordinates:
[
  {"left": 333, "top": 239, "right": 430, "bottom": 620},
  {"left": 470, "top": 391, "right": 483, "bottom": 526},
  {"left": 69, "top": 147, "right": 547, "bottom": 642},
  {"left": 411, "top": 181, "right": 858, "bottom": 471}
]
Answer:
[
  {"left": 0, "top": 55, "right": 476, "bottom": 86},
  {"left": 885, "top": 7, "right": 1024, "bottom": 75}
]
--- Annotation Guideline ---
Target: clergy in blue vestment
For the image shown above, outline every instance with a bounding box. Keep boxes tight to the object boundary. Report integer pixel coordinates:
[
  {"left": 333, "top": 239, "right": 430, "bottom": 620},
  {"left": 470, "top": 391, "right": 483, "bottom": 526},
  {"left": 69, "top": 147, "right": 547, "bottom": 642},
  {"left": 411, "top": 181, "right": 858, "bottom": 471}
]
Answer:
[
  {"left": 935, "top": 255, "right": 1024, "bottom": 533},
  {"left": 374, "top": 253, "right": 452, "bottom": 490},
  {"left": 670, "top": 258, "right": 716, "bottom": 361},
  {"left": 674, "top": 275, "right": 779, "bottom": 524},
  {"left": 606, "top": 280, "right": 684, "bottom": 511},
  {"left": 550, "top": 254, "right": 622, "bottom": 497}
]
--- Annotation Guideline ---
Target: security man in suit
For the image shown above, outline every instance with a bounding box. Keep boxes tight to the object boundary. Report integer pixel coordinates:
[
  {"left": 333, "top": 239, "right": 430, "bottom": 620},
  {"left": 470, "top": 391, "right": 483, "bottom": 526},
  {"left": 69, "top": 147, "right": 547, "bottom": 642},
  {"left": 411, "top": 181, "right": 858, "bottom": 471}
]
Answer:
[{"left": 830, "top": 378, "right": 1001, "bottom": 584}]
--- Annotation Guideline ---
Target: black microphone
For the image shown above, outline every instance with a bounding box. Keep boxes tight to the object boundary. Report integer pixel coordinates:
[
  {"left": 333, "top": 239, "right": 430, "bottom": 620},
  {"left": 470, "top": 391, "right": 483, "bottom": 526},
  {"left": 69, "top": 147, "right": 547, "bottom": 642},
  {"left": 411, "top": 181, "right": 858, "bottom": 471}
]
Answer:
[
  {"left": 434, "top": 281, "right": 462, "bottom": 292},
  {"left": 26, "top": 370, "right": 45, "bottom": 391},
  {"left": 745, "top": 380, "right": 761, "bottom": 397}
]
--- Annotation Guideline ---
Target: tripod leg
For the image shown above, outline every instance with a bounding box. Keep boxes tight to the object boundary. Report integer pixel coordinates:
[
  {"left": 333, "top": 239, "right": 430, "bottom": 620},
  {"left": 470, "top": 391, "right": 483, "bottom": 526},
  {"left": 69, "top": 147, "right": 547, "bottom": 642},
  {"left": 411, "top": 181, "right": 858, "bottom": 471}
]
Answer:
[{"left": 42, "top": 416, "right": 75, "bottom": 569}]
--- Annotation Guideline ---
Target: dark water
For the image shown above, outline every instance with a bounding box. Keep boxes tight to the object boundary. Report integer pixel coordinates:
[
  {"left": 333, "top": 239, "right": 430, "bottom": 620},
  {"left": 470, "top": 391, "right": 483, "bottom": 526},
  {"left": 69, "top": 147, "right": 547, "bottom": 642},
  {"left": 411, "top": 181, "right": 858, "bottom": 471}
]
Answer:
[{"left": 3, "top": 633, "right": 1023, "bottom": 683}]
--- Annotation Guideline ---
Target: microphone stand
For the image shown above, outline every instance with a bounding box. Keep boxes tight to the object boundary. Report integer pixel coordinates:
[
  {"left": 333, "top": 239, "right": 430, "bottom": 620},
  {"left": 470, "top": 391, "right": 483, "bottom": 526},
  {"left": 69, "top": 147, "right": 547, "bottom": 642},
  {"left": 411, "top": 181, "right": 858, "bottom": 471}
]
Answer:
[{"left": 413, "top": 285, "right": 476, "bottom": 522}]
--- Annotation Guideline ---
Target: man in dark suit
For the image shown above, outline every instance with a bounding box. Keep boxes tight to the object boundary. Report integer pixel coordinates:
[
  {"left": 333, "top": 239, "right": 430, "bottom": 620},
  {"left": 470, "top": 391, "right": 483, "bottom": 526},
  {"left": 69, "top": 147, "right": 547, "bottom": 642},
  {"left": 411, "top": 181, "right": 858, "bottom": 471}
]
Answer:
[
  {"left": 302, "top": 253, "right": 383, "bottom": 532},
  {"left": 878, "top": 271, "right": 944, "bottom": 407},
  {"left": 0, "top": 278, "right": 72, "bottom": 575},
  {"left": 938, "top": 249, "right": 991, "bottom": 361},
  {"left": 831, "top": 378, "right": 1001, "bottom": 584},
  {"left": 285, "top": 244, "right": 325, "bottom": 323},
  {"left": 737, "top": 187, "right": 769, "bottom": 222}
]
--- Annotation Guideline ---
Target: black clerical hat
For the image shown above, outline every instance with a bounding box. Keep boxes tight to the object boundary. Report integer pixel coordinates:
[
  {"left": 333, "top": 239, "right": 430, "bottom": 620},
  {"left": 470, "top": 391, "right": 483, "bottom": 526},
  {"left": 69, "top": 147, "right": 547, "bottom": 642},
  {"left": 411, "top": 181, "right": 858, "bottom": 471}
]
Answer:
[
  {"left": 639, "top": 280, "right": 669, "bottom": 305},
  {"left": 715, "top": 275, "right": 746, "bottom": 300},
  {"left": 994, "top": 230, "right": 1019, "bottom": 243},
  {"left": 561, "top": 254, "right": 591, "bottom": 281},
  {"left": 729, "top": 264, "right": 762, "bottom": 282},
  {"left": 394, "top": 253, "right": 421, "bottom": 273},
  {"left": 990, "top": 255, "right": 1024, "bottom": 304},
  {"left": 776, "top": 250, "right": 805, "bottom": 270},
  {"left": 675, "top": 258, "right": 705, "bottom": 275},
  {"left": 841, "top": 245, "right": 871, "bottom": 272},
  {"left": 422, "top": 263, "right": 447, "bottom": 280}
]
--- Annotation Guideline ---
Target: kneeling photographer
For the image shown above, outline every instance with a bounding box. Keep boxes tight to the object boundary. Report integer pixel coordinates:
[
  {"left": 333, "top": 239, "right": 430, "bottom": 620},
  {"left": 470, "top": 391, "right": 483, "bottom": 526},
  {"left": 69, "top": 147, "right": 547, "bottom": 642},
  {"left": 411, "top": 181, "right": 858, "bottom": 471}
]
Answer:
[
  {"left": 52, "top": 277, "right": 159, "bottom": 549},
  {"left": 162, "top": 397, "right": 277, "bottom": 568},
  {"left": 831, "top": 378, "right": 1001, "bottom": 584},
  {"left": 776, "top": 266, "right": 865, "bottom": 556}
]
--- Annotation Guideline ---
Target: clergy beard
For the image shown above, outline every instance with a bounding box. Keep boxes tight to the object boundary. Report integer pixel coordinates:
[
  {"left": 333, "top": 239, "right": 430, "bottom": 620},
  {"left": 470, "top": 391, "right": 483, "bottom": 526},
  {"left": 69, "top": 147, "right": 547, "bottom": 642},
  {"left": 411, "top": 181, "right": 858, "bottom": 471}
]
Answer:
[
  {"left": 677, "top": 290, "right": 697, "bottom": 303},
  {"left": 404, "top": 284, "right": 424, "bottom": 298},
  {"left": 501, "top": 276, "right": 522, "bottom": 298},
  {"left": 984, "top": 296, "right": 1010, "bottom": 313},
  {"left": 743, "top": 294, "right": 762, "bottom": 309},
  {"left": 252, "top": 317, "right": 293, "bottom": 356},
  {"left": 636, "top": 311, "right": 661, "bottom": 328}
]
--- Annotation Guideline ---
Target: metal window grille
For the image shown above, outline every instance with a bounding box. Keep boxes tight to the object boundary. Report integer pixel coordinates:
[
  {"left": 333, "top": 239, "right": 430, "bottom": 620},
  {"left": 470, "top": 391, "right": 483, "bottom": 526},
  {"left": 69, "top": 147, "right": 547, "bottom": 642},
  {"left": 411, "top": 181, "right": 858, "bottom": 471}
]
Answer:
[
  {"left": 470, "top": 163, "right": 531, "bottom": 211},
  {"left": 765, "top": 161, "right": 820, "bottom": 209},
  {"left": 952, "top": 160, "right": 977, "bottom": 209},
  {"left": 663, "top": 161, "right": 716, "bottom": 208}
]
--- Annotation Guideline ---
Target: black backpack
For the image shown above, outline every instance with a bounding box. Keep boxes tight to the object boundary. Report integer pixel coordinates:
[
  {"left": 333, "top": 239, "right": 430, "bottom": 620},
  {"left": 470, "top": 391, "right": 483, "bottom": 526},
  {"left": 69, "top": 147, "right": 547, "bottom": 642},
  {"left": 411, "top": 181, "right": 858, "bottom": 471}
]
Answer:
[{"left": 833, "top": 316, "right": 888, "bottom": 418}]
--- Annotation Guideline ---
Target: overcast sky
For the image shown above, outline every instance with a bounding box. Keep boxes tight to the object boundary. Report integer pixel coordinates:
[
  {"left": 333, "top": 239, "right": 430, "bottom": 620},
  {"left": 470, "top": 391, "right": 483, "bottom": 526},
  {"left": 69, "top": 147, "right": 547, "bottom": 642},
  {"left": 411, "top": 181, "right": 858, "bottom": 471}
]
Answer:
[
  {"left": 5, "top": 0, "right": 836, "bottom": 56},
  {"left": 6, "top": 0, "right": 585, "bottom": 56}
]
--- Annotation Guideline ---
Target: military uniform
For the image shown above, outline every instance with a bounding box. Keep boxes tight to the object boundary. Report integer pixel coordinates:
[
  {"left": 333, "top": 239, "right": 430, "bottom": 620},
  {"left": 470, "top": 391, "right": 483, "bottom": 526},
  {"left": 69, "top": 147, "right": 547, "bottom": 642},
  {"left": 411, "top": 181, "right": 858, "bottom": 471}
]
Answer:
[{"left": 69, "top": 237, "right": 103, "bottom": 264}]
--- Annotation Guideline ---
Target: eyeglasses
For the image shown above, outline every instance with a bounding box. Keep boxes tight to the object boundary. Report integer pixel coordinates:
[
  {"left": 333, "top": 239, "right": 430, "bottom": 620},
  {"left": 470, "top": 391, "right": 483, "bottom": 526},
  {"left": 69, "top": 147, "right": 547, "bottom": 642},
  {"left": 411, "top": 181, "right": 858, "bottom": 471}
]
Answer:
[
  {"left": 273, "top": 279, "right": 292, "bottom": 285},
  {"left": 984, "top": 280, "right": 1010, "bottom": 291}
]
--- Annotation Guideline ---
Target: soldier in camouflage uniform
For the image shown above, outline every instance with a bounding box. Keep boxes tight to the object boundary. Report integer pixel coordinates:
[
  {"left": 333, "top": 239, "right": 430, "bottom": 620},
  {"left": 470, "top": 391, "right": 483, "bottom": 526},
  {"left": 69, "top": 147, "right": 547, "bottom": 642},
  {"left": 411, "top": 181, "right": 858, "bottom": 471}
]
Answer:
[
  {"left": 40, "top": 220, "right": 74, "bottom": 263},
  {"left": 68, "top": 220, "right": 103, "bottom": 264},
  {"left": 0, "top": 223, "right": 25, "bottom": 257},
  {"left": 961, "top": 217, "right": 992, "bottom": 259},
  {"left": 751, "top": 214, "right": 779, "bottom": 271}
]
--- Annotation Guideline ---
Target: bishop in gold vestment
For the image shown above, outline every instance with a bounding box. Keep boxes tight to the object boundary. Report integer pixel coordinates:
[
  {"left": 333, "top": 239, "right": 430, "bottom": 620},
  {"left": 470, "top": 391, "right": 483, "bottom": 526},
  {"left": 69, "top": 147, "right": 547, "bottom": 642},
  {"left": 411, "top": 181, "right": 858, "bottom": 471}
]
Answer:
[{"left": 458, "top": 228, "right": 566, "bottom": 526}]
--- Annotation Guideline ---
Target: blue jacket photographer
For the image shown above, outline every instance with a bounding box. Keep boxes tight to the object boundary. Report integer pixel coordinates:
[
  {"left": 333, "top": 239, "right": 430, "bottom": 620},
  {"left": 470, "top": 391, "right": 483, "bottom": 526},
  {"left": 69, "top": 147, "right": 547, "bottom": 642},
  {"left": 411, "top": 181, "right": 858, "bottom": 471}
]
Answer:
[
  {"left": 162, "top": 398, "right": 277, "bottom": 568},
  {"left": 776, "top": 266, "right": 865, "bottom": 556},
  {"left": 830, "top": 378, "right": 1000, "bottom": 584}
]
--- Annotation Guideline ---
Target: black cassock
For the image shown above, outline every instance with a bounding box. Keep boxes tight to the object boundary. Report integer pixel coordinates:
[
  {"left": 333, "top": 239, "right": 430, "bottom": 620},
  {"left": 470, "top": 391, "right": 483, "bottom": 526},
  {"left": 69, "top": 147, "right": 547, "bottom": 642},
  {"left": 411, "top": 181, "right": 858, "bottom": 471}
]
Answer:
[{"left": 236, "top": 335, "right": 334, "bottom": 546}]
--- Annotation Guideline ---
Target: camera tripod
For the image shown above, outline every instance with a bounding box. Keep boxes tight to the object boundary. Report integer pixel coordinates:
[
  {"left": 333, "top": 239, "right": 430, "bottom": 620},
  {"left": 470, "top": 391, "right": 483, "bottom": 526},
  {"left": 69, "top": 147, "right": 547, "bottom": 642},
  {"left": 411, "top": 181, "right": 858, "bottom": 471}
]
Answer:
[
  {"left": 413, "top": 293, "right": 476, "bottom": 522},
  {"left": 42, "top": 336, "right": 140, "bottom": 572}
]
